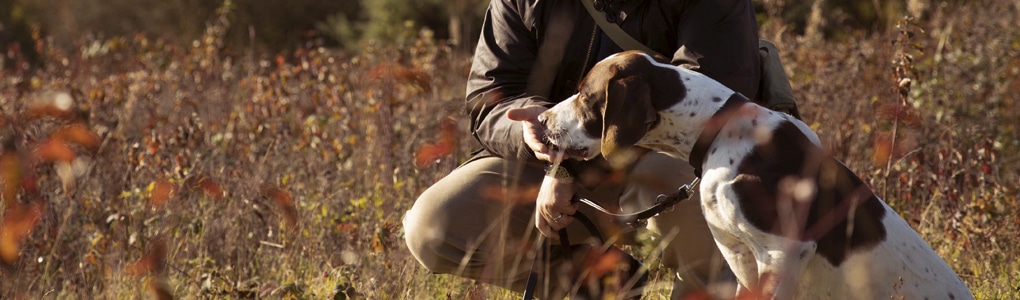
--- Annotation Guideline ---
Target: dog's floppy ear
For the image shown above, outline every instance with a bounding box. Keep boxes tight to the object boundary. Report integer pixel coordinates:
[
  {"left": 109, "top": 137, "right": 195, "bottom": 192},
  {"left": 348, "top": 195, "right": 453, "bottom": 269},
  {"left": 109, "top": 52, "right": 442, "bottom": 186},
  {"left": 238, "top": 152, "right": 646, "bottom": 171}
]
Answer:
[{"left": 601, "top": 75, "right": 657, "bottom": 167}]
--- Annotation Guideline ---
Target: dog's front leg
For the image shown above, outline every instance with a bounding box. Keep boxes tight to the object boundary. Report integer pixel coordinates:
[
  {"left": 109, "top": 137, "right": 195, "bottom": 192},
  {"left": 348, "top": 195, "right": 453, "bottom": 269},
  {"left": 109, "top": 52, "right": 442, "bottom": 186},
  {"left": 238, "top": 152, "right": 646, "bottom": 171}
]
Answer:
[
  {"left": 751, "top": 240, "right": 817, "bottom": 299},
  {"left": 707, "top": 226, "right": 759, "bottom": 298}
]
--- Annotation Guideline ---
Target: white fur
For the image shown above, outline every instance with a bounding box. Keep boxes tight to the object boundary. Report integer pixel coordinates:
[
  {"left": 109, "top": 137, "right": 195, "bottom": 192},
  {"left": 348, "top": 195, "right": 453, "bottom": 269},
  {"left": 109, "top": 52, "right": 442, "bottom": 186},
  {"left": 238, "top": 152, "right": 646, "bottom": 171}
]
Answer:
[{"left": 542, "top": 53, "right": 973, "bottom": 299}]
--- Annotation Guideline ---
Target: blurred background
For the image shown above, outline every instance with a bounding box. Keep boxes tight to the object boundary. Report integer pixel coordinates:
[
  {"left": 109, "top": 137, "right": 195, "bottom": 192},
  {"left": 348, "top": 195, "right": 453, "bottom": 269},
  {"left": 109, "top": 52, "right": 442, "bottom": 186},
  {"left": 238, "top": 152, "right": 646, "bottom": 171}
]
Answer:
[{"left": 1, "top": 0, "right": 969, "bottom": 63}]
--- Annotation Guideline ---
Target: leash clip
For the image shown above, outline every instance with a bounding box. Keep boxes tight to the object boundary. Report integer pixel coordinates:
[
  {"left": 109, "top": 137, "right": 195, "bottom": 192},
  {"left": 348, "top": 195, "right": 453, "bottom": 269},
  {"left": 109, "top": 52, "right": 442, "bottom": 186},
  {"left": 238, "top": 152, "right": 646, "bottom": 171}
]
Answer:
[
  {"left": 653, "top": 193, "right": 675, "bottom": 217},
  {"left": 654, "top": 177, "right": 700, "bottom": 216},
  {"left": 680, "top": 177, "right": 700, "bottom": 198}
]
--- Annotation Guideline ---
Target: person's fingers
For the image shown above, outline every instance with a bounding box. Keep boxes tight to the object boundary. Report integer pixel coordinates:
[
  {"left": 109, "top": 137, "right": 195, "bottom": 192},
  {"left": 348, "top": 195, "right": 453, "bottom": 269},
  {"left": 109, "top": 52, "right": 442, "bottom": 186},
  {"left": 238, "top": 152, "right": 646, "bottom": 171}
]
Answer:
[
  {"left": 540, "top": 204, "right": 574, "bottom": 229},
  {"left": 522, "top": 126, "right": 550, "bottom": 159},
  {"left": 550, "top": 215, "right": 573, "bottom": 230},
  {"left": 536, "top": 216, "right": 559, "bottom": 239},
  {"left": 509, "top": 106, "right": 556, "bottom": 161},
  {"left": 506, "top": 106, "right": 547, "bottom": 121},
  {"left": 556, "top": 201, "right": 578, "bottom": 216},
  {"left": 534, "top": 152, "right": 551, "bottom": 162}
]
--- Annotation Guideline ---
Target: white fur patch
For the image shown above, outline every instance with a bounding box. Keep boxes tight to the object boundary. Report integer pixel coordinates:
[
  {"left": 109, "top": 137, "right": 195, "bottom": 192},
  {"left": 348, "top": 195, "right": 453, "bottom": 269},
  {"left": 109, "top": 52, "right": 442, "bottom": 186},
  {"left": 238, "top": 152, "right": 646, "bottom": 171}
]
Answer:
[{"left": 542, "top": 52, "right": 973, "bottom": 299}]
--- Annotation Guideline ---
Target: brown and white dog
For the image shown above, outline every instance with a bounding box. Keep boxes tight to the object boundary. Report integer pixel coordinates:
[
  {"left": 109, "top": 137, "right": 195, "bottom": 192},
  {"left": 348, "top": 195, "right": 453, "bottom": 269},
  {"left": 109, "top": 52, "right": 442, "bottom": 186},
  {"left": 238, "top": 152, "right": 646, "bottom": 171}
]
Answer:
[{"left": 538, "top": 51, "right": 973, "bottom": 299}]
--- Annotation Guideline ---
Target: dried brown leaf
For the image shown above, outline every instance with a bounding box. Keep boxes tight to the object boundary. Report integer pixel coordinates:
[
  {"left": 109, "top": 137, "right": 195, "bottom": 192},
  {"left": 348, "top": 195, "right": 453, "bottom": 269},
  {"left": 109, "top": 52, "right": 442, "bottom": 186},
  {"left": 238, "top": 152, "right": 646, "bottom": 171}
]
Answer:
[
  {"left": 262, "top": 185, "right": 298, "bottom": 227},
  {"left": 125, "top": 239, "right": 167, "bottom": 276}
]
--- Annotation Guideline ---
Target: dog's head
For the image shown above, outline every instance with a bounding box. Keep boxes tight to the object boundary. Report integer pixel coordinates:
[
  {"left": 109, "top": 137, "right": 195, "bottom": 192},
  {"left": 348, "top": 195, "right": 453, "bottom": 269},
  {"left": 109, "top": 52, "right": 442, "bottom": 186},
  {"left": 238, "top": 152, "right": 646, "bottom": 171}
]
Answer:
[{"left": 539, "top": 51, "right": 685, "bottom": 164}]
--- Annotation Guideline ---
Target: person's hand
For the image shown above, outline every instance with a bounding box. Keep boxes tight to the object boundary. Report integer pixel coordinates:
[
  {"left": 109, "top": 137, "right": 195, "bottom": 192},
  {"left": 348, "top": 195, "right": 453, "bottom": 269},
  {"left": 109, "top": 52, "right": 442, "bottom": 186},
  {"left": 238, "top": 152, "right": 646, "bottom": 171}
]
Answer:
[
  {"left": 534, "top": 173, "right": 577, "bottom": 239},
  {"left": 508, "top": 106, "right": 577, "bottom": 238},
  {"left": 507, "top": 106, "right": 555, "bottom": 161}
]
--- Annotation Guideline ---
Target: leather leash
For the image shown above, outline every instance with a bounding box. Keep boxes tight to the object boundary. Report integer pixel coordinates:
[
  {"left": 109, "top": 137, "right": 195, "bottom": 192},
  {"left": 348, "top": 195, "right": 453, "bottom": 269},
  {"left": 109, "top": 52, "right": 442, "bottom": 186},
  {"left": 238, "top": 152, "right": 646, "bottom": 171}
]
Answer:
[
  {"left": 576, "top": 177, "right": 699, "bottom": 226},
  {"left": 522, "top": 1, "right": 715, "bottom": 296},
  {"left": 525, "top": 93, "right": 746, "bottom": 298}
]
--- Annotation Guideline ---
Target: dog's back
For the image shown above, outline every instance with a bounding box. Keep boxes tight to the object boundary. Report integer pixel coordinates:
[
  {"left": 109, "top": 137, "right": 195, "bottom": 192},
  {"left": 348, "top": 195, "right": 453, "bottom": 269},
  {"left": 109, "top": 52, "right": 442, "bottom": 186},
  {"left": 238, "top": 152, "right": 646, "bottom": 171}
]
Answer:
[{"left": 698, "top": 103, "right": 972, "bottom": 299}]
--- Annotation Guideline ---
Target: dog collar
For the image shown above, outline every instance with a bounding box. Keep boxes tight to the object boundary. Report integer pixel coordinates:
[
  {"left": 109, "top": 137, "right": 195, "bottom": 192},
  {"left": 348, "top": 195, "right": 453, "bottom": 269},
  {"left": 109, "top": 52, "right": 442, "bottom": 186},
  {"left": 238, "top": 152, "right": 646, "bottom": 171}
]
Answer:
[{"left": 689, "top": 92, "right": 749, "bottom": 177}]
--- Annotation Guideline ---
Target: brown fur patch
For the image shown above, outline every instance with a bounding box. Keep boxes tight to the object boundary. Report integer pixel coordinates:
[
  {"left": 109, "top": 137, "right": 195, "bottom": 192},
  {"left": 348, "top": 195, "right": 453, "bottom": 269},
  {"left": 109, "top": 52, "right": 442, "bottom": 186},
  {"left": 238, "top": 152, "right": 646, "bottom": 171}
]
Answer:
[
  {"left": 571, "top": 51, "right": 686, "bottom": 159},
  {"left": 731, "top": 121, "right": 887, "bottom": 266}
]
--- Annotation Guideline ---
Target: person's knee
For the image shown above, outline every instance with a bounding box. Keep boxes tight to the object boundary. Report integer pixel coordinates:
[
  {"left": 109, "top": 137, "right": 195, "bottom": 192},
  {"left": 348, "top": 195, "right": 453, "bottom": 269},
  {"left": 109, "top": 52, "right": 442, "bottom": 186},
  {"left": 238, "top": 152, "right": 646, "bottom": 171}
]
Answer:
[{"left": 402, "top": 191, "right": 455, "bottom": 274}]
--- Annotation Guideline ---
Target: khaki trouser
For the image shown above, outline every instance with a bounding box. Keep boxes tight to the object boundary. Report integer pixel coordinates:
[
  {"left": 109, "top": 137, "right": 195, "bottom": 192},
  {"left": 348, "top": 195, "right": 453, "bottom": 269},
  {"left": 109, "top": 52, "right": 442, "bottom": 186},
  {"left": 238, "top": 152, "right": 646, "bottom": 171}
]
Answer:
[{"left": 403, "top": 152, "right": 727, "bottom": 298}]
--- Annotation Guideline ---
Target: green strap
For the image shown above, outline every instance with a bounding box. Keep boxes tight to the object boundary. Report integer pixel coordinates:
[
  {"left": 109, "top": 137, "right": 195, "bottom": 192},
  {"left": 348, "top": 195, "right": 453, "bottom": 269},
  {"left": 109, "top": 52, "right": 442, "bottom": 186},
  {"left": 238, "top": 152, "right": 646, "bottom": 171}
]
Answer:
[{"left": 580, "top": 0, "right": 663, "bottom": 57}]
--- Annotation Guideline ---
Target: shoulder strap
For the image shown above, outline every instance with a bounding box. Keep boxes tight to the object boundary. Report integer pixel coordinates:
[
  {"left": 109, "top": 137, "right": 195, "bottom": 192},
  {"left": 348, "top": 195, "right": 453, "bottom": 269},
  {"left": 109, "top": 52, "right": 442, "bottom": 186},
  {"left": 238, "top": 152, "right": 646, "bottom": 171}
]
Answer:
[{"left": 580, "top": 0, "right": 662, "bottom": 57}]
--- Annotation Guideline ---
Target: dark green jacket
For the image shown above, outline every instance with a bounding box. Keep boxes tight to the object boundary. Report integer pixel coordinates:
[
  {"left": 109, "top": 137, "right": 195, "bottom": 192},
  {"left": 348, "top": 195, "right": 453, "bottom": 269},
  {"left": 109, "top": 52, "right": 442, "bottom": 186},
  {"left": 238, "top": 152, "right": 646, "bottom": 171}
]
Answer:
[{"left": 466, "top": 0, "right": 762, "bottom": 172}]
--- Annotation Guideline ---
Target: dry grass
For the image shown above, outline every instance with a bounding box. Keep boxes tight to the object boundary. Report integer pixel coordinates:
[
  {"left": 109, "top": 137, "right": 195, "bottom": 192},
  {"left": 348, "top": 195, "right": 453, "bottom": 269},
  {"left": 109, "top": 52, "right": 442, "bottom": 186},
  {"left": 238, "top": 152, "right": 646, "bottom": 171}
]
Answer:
[{"left": 1, "top": 1, "right": 1018, "bottom": 299}]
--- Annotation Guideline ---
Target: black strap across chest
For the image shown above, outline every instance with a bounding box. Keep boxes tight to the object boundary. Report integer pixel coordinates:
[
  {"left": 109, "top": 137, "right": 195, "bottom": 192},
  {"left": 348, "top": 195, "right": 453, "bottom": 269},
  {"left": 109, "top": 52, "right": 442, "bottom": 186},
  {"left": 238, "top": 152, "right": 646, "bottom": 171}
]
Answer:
[{"left": 689, "top": 92, "right": 750, "bottom": 176}]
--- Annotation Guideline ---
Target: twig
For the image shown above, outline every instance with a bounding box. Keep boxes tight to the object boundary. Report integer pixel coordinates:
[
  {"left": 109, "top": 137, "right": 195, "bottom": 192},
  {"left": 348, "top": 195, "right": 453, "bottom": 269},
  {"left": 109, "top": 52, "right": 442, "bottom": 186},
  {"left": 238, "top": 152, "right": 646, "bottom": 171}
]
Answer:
[{"left": 259, "top": 240, "right": 285, "bottom": 249}]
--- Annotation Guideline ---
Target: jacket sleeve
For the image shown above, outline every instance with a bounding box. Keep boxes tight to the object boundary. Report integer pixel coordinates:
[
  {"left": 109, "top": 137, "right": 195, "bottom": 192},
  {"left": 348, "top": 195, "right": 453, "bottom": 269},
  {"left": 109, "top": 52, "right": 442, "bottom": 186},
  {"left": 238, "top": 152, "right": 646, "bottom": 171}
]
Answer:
[
  {"left": 465, "top": 0, "right": 553, "bottom": 162},
  {"left": 669, "top": 0, "right": 761, "bottom": 98}
]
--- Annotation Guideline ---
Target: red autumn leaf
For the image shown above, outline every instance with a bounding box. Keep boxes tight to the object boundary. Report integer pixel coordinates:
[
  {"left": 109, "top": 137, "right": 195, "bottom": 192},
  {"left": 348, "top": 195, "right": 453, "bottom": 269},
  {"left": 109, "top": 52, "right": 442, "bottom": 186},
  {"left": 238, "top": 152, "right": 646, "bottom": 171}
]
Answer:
[
  {"left": 186, "top": 175, "right": 225, "bottom": 199},
  {"left": 263, "top": 185, "right": 298, "bottom": 227},
  {"left": 125, "top": 239, "right": 167, "bottom": 276},
  {"left": 414, "top": 118, "right": 458, "bottom": 168},
  {"left": 0, "top": 201, "right": 45, "bottom": 264},
  {"left": 0, "top": 151, "right": 22, "bottom": 207},
  {"left": 150, "top": 180, "right": 176, "bottom": 209},
  {"left": 414, "top": 143, "right": 453, "bottom": 168},
  {"left": 35, "top": 138, "right": 77, "bottom": 163},
  {"left": 871, "top": 133, "right": 893, "bottom": 167},
  {"left": 337, "top": 223, "right": 355, "bottom": 233},
  {"left": 51, "top": 123, "right": 101, "bottom": 151},
  {"left": 146, "top": 134, "right": 161, "bottom": 155}
]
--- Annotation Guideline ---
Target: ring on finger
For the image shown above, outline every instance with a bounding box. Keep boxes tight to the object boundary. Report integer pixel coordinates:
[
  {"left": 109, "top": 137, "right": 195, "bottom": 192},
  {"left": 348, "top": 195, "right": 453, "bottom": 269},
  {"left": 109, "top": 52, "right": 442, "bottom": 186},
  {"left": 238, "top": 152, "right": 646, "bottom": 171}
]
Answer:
[{"left": 552, "top": 213, "right": 563, "bottom": 223}]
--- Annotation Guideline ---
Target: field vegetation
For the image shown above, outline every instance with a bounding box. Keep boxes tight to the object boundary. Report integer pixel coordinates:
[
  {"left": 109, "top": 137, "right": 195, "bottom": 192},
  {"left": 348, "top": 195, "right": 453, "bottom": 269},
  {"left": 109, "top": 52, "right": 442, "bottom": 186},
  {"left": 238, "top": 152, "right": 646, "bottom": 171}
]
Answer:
[{"left": 1, "top": 0, "right": 1018, "bottom": 299}]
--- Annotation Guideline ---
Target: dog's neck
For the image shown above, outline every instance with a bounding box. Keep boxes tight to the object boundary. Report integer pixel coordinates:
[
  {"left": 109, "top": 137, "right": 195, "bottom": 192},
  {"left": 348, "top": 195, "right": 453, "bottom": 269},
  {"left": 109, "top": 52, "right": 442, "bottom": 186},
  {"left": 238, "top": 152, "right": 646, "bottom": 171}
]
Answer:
[{"left": 636, "top": 71, "right": 741, "bottom": 161}]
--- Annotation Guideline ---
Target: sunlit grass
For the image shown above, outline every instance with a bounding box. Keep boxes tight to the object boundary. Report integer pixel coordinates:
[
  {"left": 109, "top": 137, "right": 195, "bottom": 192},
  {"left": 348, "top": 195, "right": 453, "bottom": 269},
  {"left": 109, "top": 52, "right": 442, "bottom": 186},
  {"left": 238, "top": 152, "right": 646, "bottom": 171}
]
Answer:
[{"left": 1, "top": 2, "right": 1018, "bottom": 299}]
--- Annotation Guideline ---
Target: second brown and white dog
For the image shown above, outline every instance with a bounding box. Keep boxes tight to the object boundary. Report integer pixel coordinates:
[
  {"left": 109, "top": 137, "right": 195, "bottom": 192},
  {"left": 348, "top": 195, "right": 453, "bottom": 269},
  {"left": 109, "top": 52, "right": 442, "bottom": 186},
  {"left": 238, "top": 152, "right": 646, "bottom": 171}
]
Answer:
[{"left": 538, "top": 51, "right": 972, "bottom": 299}]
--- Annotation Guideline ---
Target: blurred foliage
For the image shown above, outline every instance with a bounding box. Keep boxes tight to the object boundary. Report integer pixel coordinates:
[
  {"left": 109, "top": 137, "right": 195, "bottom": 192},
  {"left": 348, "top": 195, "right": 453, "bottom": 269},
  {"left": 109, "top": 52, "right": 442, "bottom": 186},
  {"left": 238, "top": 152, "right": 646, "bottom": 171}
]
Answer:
[
  {"left": 0, "top": 0, "right": 1018, "bottom": 298},
  {"left": 1, "top": 0, "right": 486, "bottom": 66},
  {"left": 3, "top": 0, "right": 972, "bottom": 68}
]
